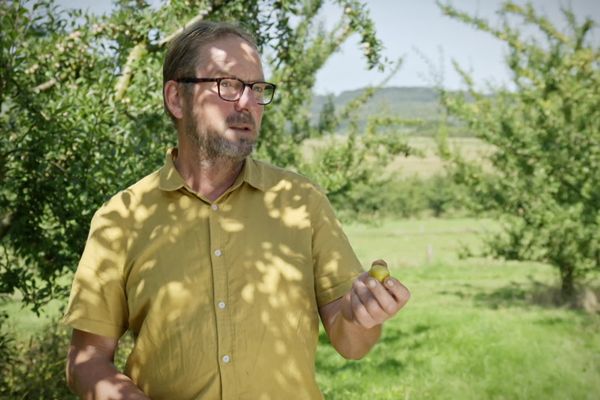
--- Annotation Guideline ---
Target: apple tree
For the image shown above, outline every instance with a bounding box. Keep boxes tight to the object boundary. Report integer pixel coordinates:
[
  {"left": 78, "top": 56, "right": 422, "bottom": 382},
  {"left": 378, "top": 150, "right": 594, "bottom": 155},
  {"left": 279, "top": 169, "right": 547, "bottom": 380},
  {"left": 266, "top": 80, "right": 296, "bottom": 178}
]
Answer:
[{"left": 438, "top": 1, "right": 599, "bottom": 299}]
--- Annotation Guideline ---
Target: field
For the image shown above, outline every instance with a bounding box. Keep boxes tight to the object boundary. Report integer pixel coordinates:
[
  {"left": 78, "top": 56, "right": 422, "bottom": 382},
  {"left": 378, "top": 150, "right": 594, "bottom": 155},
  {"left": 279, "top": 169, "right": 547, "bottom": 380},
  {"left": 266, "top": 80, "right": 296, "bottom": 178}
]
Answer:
[
  {"left": 303, "top": 136, "right": 493, "bottom": 178},
  {"left": 387, "top": 137, "right": 493, "bottom": 178},
  {"left": 2, "top": 217, "right": 599, "bottom": 399},
  {"left": 316, "top": 217, "right": 600, "bottom": 400}
]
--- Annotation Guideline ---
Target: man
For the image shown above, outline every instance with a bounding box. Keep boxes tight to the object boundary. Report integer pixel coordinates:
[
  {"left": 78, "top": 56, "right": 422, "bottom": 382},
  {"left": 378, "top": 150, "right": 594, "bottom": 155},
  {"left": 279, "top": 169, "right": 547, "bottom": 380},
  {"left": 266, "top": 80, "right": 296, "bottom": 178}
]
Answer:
[{"left": 63, "top": 20, "right": 410, "bottom": 400}]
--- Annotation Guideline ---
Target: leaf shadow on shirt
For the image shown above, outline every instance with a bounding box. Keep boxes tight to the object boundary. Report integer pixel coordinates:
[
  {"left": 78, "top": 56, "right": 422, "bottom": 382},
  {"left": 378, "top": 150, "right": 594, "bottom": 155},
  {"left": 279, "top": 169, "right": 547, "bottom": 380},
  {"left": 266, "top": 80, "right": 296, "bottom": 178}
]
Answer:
[{"left": 68, "top": 170, "right": 359, "bottom": 400}]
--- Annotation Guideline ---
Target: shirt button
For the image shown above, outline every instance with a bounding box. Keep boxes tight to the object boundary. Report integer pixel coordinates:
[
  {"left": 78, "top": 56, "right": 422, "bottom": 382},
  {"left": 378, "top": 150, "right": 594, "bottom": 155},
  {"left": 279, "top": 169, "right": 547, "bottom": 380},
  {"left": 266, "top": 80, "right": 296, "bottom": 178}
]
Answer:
[
  {"left": 211, "top": 204, "right": 218, "bottom": 211},
  {"left": 222, "top": 355, "right": 231, "bottom": 363},
  {"left": 218, "top": 301, "right": 226, "bottom": 309},
  {"left": 214, "top": 249, "right": 222, "bottom": 257}
]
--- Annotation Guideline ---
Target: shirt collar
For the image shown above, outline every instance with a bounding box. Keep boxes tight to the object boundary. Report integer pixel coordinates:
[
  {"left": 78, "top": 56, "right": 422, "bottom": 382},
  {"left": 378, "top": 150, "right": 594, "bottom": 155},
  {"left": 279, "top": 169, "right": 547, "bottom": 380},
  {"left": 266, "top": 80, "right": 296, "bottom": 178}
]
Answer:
[
  {"left": 241, "top": 157, "right": 268, "bottom": 192},
  {"left": 158, "top": 148, "right": 268, "bottom": 193},
  {"left": 158, "top": 148, "right": 185, "bottom": 192}
]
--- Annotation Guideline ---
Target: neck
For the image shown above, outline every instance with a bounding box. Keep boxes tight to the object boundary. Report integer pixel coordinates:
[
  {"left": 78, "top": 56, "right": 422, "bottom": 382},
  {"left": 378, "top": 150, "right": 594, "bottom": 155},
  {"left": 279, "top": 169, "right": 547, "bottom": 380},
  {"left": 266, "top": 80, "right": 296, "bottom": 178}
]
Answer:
[{"left": 173, "top": 146, "right": 245, "bottom": 202}]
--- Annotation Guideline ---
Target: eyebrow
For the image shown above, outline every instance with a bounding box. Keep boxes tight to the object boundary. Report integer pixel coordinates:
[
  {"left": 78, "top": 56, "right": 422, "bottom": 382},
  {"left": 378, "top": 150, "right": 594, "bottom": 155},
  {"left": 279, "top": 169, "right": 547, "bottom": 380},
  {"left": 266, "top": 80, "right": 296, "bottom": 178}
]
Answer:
[{"left": 211, "top": 70, "right": 266, "bottom": 82}]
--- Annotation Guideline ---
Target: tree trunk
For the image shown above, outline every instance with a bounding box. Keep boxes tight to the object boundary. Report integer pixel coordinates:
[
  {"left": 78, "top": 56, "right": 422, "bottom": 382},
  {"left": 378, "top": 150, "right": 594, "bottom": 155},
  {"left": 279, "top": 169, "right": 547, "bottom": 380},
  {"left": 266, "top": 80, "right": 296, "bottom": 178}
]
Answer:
[{"left": 560, "top": 264, "right": 576, "bottom": 302}]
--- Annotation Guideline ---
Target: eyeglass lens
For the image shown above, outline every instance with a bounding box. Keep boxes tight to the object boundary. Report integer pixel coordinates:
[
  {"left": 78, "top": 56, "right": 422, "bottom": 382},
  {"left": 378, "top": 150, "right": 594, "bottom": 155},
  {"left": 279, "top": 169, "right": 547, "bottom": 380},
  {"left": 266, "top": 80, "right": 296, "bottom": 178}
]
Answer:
[{"left": 219, "top": 78, "right": 275, "bottom": 105}]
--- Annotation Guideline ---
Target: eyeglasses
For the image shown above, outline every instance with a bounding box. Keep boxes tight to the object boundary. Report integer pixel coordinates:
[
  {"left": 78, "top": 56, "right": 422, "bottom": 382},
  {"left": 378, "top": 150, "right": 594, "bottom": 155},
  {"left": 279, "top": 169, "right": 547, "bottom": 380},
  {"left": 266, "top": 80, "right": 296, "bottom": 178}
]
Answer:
[{"left": 176, "top": 77, "right": 277, "bottom": 105}]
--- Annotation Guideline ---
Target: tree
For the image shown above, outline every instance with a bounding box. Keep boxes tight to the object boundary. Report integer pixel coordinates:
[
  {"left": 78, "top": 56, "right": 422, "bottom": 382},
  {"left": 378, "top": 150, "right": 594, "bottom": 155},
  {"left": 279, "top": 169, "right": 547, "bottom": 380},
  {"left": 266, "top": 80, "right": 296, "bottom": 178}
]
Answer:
[
  {"left": 302, "top": 106, "right": 415, "bottom": 220},
  {"left": 0, "top": 0, "right": 396, "bottom": 311},
  {"left": 437, "top": 1, "right": 600, "bottom": 300}
]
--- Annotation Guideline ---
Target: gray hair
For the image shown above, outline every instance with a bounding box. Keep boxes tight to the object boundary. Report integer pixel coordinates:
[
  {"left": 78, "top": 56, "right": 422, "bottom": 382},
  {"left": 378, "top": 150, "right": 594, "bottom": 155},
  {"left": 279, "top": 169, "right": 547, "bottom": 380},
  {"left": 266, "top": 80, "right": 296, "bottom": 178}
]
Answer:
[{"left": 162, "top": 21, "right": 258, "bottom": 121}]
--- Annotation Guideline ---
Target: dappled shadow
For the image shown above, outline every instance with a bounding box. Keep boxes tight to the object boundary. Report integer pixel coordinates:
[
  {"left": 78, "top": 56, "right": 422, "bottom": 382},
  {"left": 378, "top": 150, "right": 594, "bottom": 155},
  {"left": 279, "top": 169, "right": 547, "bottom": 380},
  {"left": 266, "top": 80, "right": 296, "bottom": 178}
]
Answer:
[
  {"left": 316, "top": 323, "right": 428, "bottom": 390},
  {"left": 395, "top": 323, "right": 434, "bottom": 353},
  {"left": 437, "top": 289, "right": 469, "bottom": 299},
  {"left": 473, "top": 278, "right": 567, "bottom": 310},
  {"left": 475, "top": 280, "right": 600, "bottom": 314},
  {"left": 379, "top": 323, "right": 430, "bottom": 348},
  {"left": 64, "top": 155, "right": 361, "bottom": 399}
]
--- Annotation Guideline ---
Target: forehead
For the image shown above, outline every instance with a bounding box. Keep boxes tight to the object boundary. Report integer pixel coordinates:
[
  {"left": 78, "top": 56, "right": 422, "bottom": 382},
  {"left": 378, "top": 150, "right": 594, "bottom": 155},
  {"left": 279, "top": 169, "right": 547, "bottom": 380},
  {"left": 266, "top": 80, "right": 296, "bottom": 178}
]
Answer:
[{"left": 198, "top": 35, "right": 264, "bottom": 80}]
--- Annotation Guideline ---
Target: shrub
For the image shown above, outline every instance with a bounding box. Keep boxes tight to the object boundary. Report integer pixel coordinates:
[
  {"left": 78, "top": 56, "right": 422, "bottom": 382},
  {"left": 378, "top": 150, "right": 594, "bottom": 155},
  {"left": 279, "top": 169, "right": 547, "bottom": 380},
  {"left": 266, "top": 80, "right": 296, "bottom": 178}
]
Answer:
[
  {"left": 0, "top": 317, "right": 74, "bottom": 400},
  {"left": 335, "top": 174, "right": 468, "bottom": 222}
]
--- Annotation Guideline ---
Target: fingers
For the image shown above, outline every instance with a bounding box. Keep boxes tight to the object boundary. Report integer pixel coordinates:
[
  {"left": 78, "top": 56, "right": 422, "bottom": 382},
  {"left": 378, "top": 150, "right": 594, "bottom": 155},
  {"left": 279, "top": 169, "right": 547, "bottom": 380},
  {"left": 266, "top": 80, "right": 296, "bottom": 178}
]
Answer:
[
  {"left": 348, "top": 275, "right": 410, "bottom": 329},
  {"left": 380, "top": 277, "right": 411, "bottom": 309},
  {"left": 350, "top": 283, "right": 378, "bottom": 328},
  {"left": 361, "top": 279, "right": 397, "bottom": 316}
]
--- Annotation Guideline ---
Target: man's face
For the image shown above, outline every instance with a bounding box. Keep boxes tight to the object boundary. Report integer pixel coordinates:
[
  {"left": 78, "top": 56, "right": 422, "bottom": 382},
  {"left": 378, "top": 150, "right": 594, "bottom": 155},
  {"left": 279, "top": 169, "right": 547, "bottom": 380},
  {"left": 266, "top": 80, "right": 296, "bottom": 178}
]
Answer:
[{"left": 180, "top": 35, "right": 265, "bottom": 162}]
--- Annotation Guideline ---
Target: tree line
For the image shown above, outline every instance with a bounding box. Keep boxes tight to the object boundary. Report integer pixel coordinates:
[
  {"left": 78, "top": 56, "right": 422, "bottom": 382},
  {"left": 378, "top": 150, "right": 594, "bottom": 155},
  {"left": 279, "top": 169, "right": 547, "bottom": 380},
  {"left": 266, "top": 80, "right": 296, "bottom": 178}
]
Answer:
[{"left": 0, "top": 0, "right": 598, "bottom": 317}]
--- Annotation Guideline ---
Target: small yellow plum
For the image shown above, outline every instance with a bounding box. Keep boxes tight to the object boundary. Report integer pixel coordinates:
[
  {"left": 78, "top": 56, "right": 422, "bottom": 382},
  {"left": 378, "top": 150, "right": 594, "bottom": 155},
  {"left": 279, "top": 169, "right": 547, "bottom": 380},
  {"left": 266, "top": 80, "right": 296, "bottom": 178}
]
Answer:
[{"left": 368, "top": 259, "right": 390, "bottom": 283}]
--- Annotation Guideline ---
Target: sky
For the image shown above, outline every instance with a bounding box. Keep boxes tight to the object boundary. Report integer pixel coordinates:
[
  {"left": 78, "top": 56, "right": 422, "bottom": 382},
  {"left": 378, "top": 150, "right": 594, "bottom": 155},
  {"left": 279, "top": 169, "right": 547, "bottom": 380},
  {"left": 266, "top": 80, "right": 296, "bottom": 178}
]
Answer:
[
  {"left": 314, "top": 0, "right": 599, "bottom": 94},
  {"left": 56, "top": 0, "right": 600, "bottom": 94}
]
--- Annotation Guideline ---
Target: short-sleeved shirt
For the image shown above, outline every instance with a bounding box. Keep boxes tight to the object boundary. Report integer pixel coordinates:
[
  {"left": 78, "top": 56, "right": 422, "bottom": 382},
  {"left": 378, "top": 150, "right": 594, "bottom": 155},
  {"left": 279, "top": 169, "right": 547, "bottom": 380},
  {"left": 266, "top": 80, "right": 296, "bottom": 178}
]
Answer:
[{"left": 62, "top": 149, "right": 363, "bottom": 400}]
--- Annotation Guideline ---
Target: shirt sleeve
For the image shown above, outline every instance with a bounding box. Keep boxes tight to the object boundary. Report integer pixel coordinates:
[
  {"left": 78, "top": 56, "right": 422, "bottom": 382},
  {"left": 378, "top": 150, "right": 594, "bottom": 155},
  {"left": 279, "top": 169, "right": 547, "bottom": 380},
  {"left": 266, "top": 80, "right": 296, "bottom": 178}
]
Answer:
[
  {"left": 62, "top": 200, "right": 130, "bottom": 339},
  {"left": 311, "top": 191, "right": 364, "bottom": 307}
]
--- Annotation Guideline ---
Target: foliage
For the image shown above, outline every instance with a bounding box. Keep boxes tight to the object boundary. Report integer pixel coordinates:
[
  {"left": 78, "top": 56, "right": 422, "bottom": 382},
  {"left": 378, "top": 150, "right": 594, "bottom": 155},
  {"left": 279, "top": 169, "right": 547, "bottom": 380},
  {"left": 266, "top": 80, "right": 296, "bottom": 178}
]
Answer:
[
  {"left": 302, "top": 115, "right": 413, "bottom": 217},
  {"left": 316, "top": 170, "right": 467, "bottom": 222},
  {"left": 0, "top": 315, "right": 74, "bottom": 399},
  {"left": 298, "top": 59, "right": 440, "bottom": 221},
  {"left": 0, "top": 0, "right": 397, "bottom": 311},
  {"left": 437, "top": 1, "right": 600, "bottom": 299}
]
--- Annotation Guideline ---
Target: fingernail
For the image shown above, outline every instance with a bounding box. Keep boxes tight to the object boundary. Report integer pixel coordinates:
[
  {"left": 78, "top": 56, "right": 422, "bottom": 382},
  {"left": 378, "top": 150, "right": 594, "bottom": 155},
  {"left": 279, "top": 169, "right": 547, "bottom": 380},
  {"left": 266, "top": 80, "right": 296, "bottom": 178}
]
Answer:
[
  {"left": 368, "top": 279, "right": 377, "bottom": 288},
  {"left": 386, "top": 279, "right": 394, "bottom": 287}
]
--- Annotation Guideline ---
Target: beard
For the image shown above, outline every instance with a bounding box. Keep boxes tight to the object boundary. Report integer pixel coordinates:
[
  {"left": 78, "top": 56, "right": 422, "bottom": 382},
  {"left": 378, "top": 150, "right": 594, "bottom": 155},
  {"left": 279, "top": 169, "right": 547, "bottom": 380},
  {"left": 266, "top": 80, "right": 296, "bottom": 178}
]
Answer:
[{"left": 183, "top": 108, "right": 257, "bottom": 162}]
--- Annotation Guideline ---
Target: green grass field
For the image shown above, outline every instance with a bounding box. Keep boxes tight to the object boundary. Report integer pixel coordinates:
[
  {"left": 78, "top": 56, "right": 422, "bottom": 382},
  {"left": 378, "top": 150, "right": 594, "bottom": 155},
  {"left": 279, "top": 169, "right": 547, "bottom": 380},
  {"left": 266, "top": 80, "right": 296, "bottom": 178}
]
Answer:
[
  {"left": 2, "top": 217, "right": 599, "bottom": 399},
  {"left": 316, "top": 217, "right": 600, "bottom": 400},
  {"left": 304, "top": 136, "right": 493, "bottom": 178},
  {"left": 386, "top": 137, "right": 492, "bottom": 178}
]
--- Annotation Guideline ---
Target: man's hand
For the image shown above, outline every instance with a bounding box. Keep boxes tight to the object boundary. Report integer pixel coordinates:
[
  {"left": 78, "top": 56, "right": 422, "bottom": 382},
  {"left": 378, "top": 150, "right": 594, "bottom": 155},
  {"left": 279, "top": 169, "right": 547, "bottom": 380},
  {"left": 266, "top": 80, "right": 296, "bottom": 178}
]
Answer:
[
  {"left": 340, "top": 271, "right": 410, "bottom": 329},
  {"left": 319, "top": 269, "right": 410, "bottom": 359}
]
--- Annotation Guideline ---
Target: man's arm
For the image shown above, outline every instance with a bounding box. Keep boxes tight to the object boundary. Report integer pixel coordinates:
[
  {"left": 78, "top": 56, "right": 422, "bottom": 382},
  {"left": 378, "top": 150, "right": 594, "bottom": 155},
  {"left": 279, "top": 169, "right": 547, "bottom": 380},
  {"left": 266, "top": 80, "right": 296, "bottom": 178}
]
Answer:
[
  {"left": 318, "top": 272, "right": 410, "bottom": 360},
  {"left": 66, "top": 329, "right": 150, "bottom": 400}
]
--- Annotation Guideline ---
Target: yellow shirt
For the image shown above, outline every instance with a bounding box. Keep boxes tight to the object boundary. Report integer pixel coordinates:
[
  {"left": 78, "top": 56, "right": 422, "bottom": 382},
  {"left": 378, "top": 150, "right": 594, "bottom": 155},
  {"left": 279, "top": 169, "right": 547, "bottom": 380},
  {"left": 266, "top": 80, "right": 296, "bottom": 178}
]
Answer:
[{"left": 63, "top": 149, "right": 363, "bottom": 400}]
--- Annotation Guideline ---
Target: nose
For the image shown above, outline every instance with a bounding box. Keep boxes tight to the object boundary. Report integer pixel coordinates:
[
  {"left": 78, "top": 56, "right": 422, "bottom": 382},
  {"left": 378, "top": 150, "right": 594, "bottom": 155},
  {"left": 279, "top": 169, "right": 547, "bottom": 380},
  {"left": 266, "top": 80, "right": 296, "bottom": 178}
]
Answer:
[{"left": 235, "top": 85, "right": 260, "bottom": 109}]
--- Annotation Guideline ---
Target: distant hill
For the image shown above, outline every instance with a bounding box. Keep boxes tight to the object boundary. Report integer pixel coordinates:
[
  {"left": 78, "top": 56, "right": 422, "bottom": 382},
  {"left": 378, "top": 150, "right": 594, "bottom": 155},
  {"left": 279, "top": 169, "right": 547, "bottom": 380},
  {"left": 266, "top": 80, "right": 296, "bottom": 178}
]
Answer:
[
  {"left": 312, "top": 86, "right": 442, "bottom": 120},
  {"left": 310, "top": 86, "right": 471, "bottom": 136}
]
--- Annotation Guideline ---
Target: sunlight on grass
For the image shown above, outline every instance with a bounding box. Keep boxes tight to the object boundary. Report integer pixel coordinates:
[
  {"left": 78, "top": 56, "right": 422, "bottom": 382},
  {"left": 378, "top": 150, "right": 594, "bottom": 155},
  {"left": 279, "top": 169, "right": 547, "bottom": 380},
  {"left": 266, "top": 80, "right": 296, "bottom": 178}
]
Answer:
[
  {"left": 344, "top": 217, "right": 499, "bottom": 268},
  {"left": 315, "top": 218, "right": 600, "bottom": 400}
]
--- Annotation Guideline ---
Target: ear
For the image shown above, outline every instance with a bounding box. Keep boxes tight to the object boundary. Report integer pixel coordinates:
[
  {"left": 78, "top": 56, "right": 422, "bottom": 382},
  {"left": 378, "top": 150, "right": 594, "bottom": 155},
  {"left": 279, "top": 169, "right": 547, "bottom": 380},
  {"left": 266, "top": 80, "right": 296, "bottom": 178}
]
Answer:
[{"left": 164, "top": 80, "right": 185, "bottom": 119}]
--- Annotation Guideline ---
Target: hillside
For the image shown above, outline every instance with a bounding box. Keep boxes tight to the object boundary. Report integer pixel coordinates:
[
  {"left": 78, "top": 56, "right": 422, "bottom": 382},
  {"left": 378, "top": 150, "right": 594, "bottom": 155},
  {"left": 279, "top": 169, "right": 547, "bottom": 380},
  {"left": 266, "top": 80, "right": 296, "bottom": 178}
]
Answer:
[
  {"left": 309, "top": 86, "right": 468, "bottom": 136},
  {"left": 311, "top": 86, "right": 443, "bottom": 121}
]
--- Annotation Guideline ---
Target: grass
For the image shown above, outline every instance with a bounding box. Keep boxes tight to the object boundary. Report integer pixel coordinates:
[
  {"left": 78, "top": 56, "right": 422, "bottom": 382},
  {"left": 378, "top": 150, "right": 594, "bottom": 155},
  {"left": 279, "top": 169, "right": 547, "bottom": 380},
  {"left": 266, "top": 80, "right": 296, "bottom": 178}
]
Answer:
[
  {"left": 0, "top": 295, "right": 64, "bottom": 336},
  {"left": 315, "top": 217, "right": 600, "bottom": 400},
  {"left": 343, "top": 217, "right": 499, "bottom": 267},
  {"left": 386, "top": 137, "right": 492, "bottom": 178},
  {"left": 2, "top": 217, "right": 599, "bottom": 399}
]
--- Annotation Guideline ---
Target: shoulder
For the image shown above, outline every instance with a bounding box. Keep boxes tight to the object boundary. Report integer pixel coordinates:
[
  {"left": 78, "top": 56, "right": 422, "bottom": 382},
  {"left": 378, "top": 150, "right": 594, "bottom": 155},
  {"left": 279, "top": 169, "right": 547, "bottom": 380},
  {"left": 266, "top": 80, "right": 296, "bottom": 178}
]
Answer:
[
  {"left": 92, "top": 168, "right": 162, "bottom": 224},
  {"left": 248, "top": 158, "right": 326, "bottom": 198}
]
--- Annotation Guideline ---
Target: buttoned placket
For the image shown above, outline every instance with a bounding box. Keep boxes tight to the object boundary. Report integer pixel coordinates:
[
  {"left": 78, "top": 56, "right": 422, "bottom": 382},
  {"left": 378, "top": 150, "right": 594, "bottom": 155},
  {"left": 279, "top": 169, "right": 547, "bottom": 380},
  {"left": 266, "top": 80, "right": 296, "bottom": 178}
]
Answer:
[{"left": 208, "top": 200, "right": 235, "bottom": 400}]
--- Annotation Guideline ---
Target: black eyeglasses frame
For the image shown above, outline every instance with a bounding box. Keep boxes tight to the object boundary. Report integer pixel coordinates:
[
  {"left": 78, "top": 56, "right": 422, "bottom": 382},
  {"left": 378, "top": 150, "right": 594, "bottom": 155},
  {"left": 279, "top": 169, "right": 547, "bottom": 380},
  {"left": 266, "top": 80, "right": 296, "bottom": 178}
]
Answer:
[{"left": 175, "top": 77, "right": 277, "bottom": 105}]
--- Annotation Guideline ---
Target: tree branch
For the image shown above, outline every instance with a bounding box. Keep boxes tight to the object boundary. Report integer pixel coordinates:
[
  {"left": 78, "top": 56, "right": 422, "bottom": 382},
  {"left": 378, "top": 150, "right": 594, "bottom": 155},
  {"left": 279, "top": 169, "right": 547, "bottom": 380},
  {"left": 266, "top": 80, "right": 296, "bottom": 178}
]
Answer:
[
  {"left": 33, "top": 78, "right": 57, "bottom": 92},
  {"left": 115, "top": 3, "right": 221, "bottom": 100},
  {"left": 114, "top": 43, "right": 147, "bottom": 100},
  {"left": 156, "top": 11, "right": 212, "bottom": 47}
]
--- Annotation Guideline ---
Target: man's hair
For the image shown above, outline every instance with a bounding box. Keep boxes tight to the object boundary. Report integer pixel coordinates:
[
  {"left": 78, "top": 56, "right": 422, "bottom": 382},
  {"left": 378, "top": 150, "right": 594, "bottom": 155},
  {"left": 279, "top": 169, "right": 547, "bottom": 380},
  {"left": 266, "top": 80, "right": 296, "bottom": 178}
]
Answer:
[{"left": 162, "top": 20, "right": 258, "bottom": 120}]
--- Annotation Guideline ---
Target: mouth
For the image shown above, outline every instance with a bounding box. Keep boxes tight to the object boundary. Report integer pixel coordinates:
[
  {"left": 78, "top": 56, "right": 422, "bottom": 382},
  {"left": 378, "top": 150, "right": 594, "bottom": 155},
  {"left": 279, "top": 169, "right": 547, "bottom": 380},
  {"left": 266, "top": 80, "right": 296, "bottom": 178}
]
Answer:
[{"left": 229, "top": 125, "right": 253, "bottom": 132}]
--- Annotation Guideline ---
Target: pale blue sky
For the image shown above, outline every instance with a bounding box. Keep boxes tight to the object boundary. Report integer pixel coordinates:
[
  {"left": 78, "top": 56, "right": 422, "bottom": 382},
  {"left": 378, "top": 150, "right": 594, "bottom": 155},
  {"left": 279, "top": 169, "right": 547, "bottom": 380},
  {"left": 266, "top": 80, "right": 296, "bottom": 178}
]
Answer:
[
  {"left": 56, "top": 0, "right": 599, "bottom": 94},
  {"left": 315, "top": 0, "right": 599, "bottom": 94}
]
